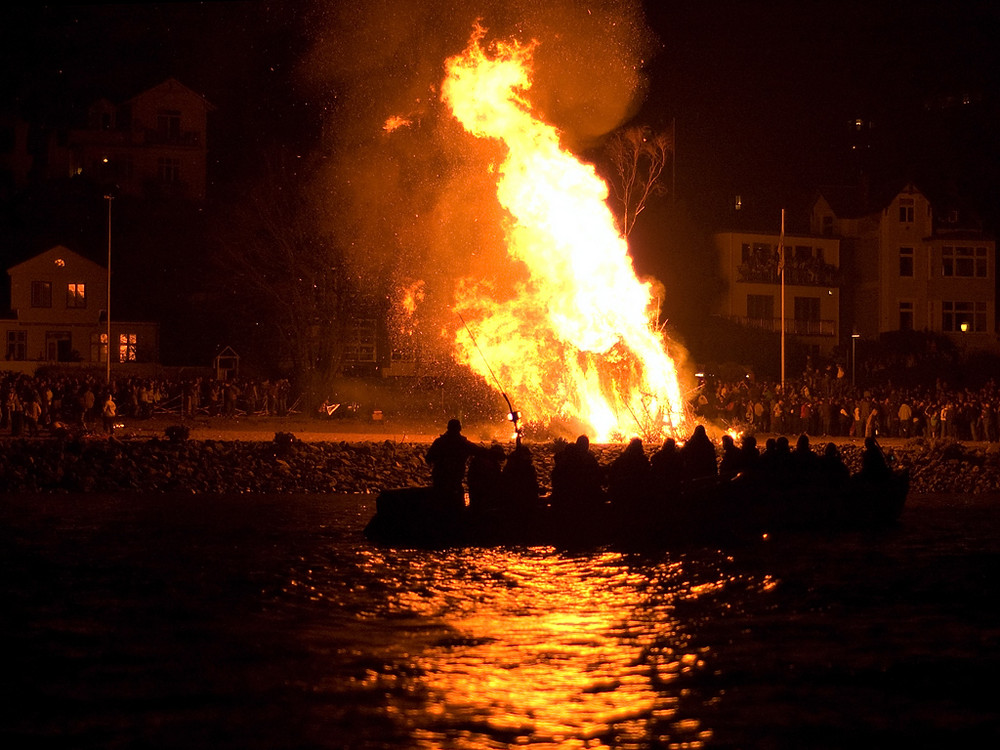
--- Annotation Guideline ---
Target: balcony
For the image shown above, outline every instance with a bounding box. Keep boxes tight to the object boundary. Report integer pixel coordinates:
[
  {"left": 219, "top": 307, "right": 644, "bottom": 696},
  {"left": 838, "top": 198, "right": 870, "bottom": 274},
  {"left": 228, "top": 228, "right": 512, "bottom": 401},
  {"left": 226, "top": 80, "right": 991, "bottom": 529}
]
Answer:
[
  {"left": 729, "top": 316, "right": 837, "bottom": 337},
  {"left": 738, "top": 258, "right": 841, "bottom": 286}
]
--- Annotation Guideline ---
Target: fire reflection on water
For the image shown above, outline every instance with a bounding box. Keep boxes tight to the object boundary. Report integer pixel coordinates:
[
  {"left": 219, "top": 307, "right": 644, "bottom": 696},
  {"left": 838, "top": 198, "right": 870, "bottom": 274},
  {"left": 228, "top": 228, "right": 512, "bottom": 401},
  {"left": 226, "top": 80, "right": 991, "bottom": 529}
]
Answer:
[{"left": 355, "top": 547, "right": 770, "bottom": 748}]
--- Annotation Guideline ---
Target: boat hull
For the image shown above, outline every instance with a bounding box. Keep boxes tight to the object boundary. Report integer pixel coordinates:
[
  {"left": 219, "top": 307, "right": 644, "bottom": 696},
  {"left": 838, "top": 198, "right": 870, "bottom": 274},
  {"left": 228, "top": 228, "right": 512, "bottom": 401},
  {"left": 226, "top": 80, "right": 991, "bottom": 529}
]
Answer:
[{"left": 363, "top": 471, "right": 910, "bottom": 549}]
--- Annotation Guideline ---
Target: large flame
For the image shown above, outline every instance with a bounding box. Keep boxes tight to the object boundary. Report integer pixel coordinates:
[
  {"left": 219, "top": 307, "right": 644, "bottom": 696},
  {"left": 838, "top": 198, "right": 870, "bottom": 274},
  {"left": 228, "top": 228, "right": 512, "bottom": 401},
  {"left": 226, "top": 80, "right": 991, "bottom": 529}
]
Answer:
[{"left": 440, "top": 25, "right": 691, "bottom": 442}]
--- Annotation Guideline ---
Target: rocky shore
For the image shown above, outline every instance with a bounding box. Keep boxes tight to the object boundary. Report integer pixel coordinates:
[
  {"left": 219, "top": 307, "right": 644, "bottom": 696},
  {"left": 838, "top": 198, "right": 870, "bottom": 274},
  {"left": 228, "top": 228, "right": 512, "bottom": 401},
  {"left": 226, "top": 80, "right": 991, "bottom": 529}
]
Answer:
[{"left": 1, "top": 426, "right": 998, "bottom": 495}]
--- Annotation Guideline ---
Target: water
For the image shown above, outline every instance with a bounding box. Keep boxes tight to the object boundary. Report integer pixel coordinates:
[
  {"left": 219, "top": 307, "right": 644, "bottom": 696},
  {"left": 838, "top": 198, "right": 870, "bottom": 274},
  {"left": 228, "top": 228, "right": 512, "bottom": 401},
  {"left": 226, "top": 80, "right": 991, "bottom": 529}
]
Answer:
[{"left": 1, "top": 492, "right": 998, "bottom": 749}]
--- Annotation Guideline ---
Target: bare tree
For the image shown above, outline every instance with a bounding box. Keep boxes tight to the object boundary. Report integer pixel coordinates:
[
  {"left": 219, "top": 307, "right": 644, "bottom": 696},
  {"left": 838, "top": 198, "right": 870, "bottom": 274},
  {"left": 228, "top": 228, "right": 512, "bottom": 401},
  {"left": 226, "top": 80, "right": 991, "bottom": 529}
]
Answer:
[
  {"left": 215, "top": 152, "right": 351, "bottom": 384},
  {"left": 605, "top": 124, "right": 674, "bottom": 237}
]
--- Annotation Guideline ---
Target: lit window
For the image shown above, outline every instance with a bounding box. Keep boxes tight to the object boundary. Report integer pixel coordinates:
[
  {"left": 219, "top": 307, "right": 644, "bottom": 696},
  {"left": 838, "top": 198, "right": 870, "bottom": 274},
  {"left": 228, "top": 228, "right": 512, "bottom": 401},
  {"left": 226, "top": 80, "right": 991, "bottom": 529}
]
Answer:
[
  {"left": 67, "top": 283, "right": 86, "bottom": 308},
  {"left": 119, "top": 332, "right": 137, "bottom": 362},
  {"left": 91, "top": 332, "right": 108, "bottom": 363}
]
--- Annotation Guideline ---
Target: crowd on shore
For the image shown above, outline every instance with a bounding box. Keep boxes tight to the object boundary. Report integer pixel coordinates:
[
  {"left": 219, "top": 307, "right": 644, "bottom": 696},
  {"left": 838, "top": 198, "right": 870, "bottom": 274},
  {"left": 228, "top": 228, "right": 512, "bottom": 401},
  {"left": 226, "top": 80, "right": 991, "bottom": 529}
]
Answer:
[
  {"left": 0, "top": 371, "right": 294, "bottom": 436},
  {"left": 693, "top": 366, "right": 1000, "bottom": 443}
]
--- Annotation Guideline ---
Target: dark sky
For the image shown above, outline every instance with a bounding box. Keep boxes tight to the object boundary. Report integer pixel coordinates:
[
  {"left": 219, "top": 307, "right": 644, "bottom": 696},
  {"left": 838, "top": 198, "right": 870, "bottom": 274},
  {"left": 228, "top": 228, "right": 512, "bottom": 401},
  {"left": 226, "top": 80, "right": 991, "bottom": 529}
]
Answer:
[{"left": 3, "top": 1, "right": 999, "bottom": 228}]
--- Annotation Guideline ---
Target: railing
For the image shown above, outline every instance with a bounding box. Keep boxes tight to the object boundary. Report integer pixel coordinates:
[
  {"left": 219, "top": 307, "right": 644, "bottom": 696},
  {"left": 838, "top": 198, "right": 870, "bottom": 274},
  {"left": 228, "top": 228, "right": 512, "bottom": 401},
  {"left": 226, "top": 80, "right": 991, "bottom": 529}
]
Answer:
[
  {"left": 737, "top": 261, "right": 840, "bottom": 287},
  {"left": 730, "top": 316, "right": 837, "bottom": 337}
]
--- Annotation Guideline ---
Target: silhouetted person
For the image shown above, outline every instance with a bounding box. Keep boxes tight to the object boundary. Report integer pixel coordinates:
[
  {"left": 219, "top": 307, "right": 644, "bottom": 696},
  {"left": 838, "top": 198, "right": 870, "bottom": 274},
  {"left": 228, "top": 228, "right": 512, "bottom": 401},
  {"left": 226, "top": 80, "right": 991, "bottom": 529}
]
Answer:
[
  {"left": 718, "top": 434, "right": 742, "bottom": 480},
  {"left": 467, "top": 444, "right": 506, "bottom": 512},
  {"left": 680, "top": 425, "right": 717, "bottom": 482},
  {"left": 649, "top": 438, "right": 683, "bottom": 496},
  {"left": 550, "top": 435, "right": 605, "bottom": 510},
  {"left": 739, "top": 434, "right": 760, "bottom": 473},
  {"left": 425, "top": 419, "right": 483, "bottom": 510},
  {"left": 790, "top": 433, "right": 821, "bottom": 483},
  {"left": 607, "top": 437, "right": 650, "bottom": 505},
  {"left": 819, "top": 442, "right": 850, "bottom": 486},
  {"left": 502, "top": 444, "right": 540, "bottom": 509},
  {"left": 860, "top": 436, "right": 891, "bottom": 481}
]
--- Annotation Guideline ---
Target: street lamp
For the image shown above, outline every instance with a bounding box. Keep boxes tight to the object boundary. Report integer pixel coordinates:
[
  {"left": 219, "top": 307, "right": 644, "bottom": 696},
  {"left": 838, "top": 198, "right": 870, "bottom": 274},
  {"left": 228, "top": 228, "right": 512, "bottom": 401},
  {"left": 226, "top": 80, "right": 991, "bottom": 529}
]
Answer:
[
  {"left": 104, "top": 194, "right": 113, "bottom": 385},
  {"left": 851, "top": 333, "right": 860, "bottom": 387}
]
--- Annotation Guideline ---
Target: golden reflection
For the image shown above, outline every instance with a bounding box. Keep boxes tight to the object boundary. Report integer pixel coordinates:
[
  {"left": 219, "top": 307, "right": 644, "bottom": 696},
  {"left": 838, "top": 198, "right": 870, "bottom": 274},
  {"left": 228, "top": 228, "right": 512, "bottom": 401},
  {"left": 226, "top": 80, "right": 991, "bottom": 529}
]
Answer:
[{"left": 363, "top": 549, "right": 739, "bottom": 748}]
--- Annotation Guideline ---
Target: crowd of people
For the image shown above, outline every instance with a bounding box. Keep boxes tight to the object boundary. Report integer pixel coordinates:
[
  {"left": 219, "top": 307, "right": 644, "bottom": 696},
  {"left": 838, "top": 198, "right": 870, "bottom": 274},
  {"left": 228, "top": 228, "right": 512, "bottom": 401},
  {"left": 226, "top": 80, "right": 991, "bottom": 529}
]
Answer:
[
  {"left": 693, "top": 367, "right": 1000, "bottom": 443},
  {"left": 0, "top": 371, "right": 294, "bottom": 436}
]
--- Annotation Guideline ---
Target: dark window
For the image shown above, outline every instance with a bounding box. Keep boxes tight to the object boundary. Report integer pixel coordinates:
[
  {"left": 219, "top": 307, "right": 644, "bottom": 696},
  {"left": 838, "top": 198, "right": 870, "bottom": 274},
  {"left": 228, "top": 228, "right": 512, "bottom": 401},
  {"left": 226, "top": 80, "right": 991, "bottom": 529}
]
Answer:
[
  {"left": 942, "top": 246, "right": 987, "bottom": 278},
  {"left": 943, "top": 301, "right": 987, "bottom": 332},
  {"left": 31, "top": 281, "right": 51, "bottom": 307},
  {"left": 899, "top": 301, "right": 914, "bottom": 331},
  {"left": 747, "top": 294, "right": 773, "bottom": 321},
  {"left": 6, "top": 331, "right": 26, "bottom": 360},
  {"left": 794, "top": 296, "right": 820, "bottom": 321},
  {"left": 899, "top": 247, "right": 914, "bottom": 277}
]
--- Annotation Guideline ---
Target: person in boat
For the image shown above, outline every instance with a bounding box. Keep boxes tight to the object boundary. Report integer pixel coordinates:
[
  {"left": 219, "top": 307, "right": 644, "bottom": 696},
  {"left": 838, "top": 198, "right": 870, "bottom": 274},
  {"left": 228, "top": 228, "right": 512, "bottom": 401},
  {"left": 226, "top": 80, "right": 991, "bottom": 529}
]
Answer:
[
  {"left": 819, "top": 442, "right": 850, "bottom": 486},
  {"left": 649, "top": 437, "right": 683, "bottom": 497},
  {"left": 502, "top": 443, "right": 540, "bottom": 509},
  {"left": 718, "top": 433, "right": 742, "bottom": 481},
  {"left": 739, "top": 434, "right": 760, "bottom": 472},
  {"left": 467, "top": 443, "right": 506, "bottom": 512},
  {"left": 860, "top": 436, "right": 891, "bottom": 481},
  {"left": 790, "top": 433, "right": 822, "bottom": 484},
  {"left": 680, "top": 424, "right": 717, "bottom": 482},
  {"left": 425, "top": 418, "right": 485, "bottom": 510},
  {"left": 607, "top": 437, "right": 651, "bottom": 506},
  {"left": 550, "top": 434, "right": 605, "bottom": 510}
]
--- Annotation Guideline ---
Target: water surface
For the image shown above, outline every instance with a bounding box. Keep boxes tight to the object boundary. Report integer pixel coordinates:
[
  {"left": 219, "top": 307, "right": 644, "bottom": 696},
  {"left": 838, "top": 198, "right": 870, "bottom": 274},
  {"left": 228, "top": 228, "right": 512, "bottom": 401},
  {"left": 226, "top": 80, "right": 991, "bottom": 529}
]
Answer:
[{"left": 1, "top": 492, "right": 997, "bottom": 748}]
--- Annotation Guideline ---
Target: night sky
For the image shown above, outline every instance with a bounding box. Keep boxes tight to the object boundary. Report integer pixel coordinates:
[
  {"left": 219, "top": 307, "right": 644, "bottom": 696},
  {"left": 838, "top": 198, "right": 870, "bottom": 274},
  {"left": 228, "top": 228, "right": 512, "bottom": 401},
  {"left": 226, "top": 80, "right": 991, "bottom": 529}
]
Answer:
[{"left": 3, "top": 1, "right": 999, "bottom": 231}]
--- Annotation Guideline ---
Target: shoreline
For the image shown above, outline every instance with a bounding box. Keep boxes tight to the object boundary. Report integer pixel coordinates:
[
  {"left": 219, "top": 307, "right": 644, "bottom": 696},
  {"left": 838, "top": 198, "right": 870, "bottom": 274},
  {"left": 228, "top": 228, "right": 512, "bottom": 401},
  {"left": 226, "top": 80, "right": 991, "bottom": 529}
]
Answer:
[{"left": 1, "top": 414, "right": 999, "bottom": 496}]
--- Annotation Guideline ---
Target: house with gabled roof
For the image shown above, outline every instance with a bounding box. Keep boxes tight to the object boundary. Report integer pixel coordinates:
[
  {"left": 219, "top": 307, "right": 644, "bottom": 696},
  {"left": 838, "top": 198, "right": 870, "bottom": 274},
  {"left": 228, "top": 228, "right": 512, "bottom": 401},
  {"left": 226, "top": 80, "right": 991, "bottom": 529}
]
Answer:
[
  {"left": 67, "top": 77, "right": 214, "bottom": 201},
  {"left": 0, "top": 245, "right": 158, "bottom": 373},
  {"left": 811, "top": 182, "right": 996, "bottom": 352}
]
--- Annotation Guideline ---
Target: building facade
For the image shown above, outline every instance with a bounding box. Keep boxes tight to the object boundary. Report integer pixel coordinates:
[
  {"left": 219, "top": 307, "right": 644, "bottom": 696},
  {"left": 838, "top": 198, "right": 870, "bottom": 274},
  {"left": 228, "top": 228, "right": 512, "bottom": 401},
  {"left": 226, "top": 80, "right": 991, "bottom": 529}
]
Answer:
[
  {"left": 713, "top": 230, "right": 842, "bottom": 357},
  {"left": 66, "top": 78, "right": 213, "bottom": 201},
  {"left": 1, "top": 246, "right": 158, "bottom": 373},
  {"left": 811, "top": 183, "right": 996, "bottom": 351}
]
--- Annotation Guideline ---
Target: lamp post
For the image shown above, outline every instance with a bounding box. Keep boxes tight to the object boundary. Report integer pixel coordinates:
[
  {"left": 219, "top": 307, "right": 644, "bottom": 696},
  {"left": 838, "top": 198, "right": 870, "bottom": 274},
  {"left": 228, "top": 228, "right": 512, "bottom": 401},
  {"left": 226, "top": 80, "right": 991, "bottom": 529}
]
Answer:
[
  {"left": 851, "top": 333, "right": 860, "bottom": 388},
  {"left": 104, "top": 194, "right": 113, "bottom": 385}
]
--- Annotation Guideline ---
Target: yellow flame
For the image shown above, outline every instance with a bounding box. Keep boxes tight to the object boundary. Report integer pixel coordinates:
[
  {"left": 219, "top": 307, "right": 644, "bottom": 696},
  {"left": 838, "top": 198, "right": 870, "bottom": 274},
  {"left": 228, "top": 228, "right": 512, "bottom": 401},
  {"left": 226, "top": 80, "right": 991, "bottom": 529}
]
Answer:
[{"left": 441, "top": 25, "right": 691, "bottom": 442}]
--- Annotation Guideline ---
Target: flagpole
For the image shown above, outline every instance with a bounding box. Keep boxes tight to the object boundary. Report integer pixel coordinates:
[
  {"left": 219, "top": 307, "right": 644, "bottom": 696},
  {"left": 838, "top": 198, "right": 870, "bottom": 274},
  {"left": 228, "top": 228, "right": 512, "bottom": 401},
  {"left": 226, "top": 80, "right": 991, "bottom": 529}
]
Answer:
[{"left": 780, "top": 208, "right": 785, "bottom": 390}]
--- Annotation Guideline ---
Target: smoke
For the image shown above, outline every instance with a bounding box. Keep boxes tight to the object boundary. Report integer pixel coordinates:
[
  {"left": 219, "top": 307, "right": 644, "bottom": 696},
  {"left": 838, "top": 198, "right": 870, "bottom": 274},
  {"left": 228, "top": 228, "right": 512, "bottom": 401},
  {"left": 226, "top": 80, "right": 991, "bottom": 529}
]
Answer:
[{"left": 300, "top": 0, "right": 657, "bottom": 364}]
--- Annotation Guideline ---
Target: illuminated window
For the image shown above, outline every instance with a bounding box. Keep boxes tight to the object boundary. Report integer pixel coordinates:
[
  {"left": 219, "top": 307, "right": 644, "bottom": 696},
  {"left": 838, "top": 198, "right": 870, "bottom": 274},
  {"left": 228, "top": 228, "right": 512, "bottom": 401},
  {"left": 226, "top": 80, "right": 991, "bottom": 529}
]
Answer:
[
  {"left": 91, "top": 332, "right": 108, "bottom": 363},
  {"left": 67, "top": 283, "right": 86, "bottom": 308},
  {"left": 942, "top": 246, "right": 987, "bottom": 278},
  {"left": 899, "top": 247, "right": 914, "bottom": 277},
  {"left": 6, "top": 331, "right": 26, "bottom": 361},
  {"left": 119, "top": 332, "right": 137, "bottom": 362},
  {"left": 942, "top": 301, "right": 986, "bottom": 332},
  {"left": 31, "top": 281, "right": 52, "bottom": 307}
]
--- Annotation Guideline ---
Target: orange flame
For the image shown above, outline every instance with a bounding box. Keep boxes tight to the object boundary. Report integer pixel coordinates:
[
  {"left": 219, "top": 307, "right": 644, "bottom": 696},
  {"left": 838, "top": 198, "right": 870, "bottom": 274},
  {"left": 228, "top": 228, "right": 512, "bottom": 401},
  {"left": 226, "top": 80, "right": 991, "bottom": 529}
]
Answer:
[{"left": 441, "top": 25, "right": 691, "bottom": 442}]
